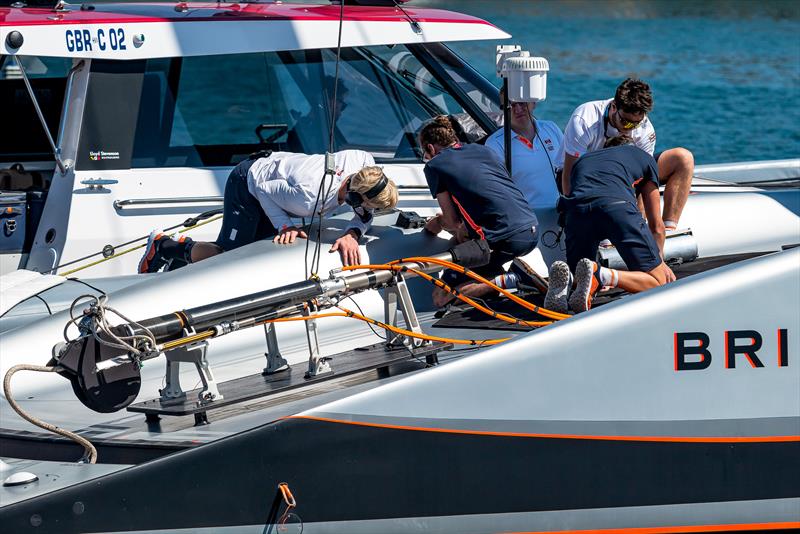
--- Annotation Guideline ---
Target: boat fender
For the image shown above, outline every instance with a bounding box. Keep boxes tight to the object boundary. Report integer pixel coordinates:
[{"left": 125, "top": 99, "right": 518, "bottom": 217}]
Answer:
[{"left": 449, "top": 239, "right": 491, "bottom": 269}]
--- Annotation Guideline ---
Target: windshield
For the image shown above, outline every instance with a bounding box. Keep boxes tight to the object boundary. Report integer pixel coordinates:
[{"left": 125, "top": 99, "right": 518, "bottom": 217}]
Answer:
[{"left": 94, "top": 43, "right": 502, "bottom": 169}]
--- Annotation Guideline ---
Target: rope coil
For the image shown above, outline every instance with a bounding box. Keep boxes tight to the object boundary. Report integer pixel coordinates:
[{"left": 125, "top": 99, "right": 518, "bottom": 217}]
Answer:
[{"left": 3, "top": 364, "right": 98, "bottom": 464}]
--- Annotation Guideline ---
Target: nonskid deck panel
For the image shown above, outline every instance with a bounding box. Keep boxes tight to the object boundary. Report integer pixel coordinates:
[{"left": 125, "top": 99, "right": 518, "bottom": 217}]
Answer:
[{"left": 127, "top": 342, "right": 450, "bottom": 418}]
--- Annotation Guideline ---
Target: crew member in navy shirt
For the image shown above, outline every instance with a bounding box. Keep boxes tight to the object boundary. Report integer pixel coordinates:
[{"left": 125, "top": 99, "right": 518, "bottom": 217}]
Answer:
[
  {"left": 419, "top": 116, "right": 539, "bottom": 307},
  {"left": 546, "top": 137, "right": 675, "bottom": 314}
]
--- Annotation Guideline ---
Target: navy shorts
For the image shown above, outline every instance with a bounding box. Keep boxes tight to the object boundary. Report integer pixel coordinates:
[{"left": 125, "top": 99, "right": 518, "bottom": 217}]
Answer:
[
  {"left": 215, "top": 158, "right": 279, "bottom": 252},
  {"left": 564, "top": 198, "right": 661, "bottom": 273},
  {"left": 442, "top": 226, "right": 538, "bottom": 287}
]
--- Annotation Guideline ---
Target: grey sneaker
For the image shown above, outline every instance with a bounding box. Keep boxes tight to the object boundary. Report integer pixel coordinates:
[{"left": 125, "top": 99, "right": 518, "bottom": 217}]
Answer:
[
  {"left": 568, "top": 258, "right": 602, "bottom": 313},
  {"left": 544, "top": 261, "right": 572, "bottom": 313}
]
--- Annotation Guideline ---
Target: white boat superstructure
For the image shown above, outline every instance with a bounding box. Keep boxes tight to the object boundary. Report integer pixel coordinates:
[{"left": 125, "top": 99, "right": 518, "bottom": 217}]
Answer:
[{"left": 0, "top": 0, "right": 511, "bottom": 277}]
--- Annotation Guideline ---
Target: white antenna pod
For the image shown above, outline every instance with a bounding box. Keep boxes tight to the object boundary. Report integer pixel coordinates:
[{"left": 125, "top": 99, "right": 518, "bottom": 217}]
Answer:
[{"left": 501, "top": 55, "right": 549, "bottom": 102}]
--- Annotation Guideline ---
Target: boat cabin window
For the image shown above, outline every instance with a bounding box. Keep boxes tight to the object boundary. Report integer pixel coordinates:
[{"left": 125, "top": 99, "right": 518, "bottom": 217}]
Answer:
[
  {"left": 76, "top": 44, "right": 499, "bottom": 170},
  {"left": 0, "top": 56, "right": 71, "bottom": 175}
]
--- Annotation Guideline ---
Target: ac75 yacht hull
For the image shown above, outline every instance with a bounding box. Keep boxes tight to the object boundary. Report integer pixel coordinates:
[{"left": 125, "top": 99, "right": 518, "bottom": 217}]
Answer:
[{"left": 1, "top": 245, "right": 798, "bottom": 533}]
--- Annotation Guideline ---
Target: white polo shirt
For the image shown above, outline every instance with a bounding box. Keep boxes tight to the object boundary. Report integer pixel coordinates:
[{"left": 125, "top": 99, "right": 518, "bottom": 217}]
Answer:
[
  {"left": 485, "top": 119, "right": 563, "bottom": 210},
  {"left": 247, "top": 150, "right": 375, "bottom": 235},
  {"left": 562, "top": 98, "right": 656, "bottom": 160}
]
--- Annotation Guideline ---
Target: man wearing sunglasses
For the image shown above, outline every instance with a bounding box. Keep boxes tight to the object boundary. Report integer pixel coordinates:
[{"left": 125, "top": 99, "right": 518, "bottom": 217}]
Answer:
[{"left": 560, "top": 78, "right": 694, "bottom": 231}]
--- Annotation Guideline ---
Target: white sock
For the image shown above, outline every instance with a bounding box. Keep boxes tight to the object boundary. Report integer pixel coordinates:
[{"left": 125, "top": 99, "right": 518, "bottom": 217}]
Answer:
[
  {"left": 664, "top": 219, "right": 678, "bottom": 230},
  {"left": 492, "top": 272, "right": 518, "bottom": 289},
  {"left": 597, "top": 266, "right": 619, "bottom": 288}
]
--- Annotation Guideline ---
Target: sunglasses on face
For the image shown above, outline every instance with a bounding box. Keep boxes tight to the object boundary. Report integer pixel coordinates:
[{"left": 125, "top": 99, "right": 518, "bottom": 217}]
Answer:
[{"left": 613, "top": 106, "right": 644, "bottom": 130}]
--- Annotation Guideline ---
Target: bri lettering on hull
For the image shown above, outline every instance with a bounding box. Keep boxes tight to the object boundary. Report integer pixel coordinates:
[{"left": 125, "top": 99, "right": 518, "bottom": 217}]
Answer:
[{"left": 674, "top": 329, "right": 789, "bottom": 371}]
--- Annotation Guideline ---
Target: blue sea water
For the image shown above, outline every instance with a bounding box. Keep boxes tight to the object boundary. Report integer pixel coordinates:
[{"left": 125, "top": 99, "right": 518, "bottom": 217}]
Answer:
[{"left": 417, "top": 0, "right": 800, "bottom": 165}]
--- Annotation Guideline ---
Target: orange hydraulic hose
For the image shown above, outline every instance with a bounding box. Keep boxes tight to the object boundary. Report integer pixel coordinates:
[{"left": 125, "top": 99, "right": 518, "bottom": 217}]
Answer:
[
  {"left": 344, "top": 264, "right": 552, "bottom": 329},
  {"left": 260, "top": 308, "right": 509, "bottom": 346},
  {"left": 383, "top": 256, "right": 571, "bottom": 321}
]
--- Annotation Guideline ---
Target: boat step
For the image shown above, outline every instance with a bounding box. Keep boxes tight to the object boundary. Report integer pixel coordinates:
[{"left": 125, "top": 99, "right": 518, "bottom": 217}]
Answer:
[{"left": 127, "top": 341, "right": 450, "bottom": 419}]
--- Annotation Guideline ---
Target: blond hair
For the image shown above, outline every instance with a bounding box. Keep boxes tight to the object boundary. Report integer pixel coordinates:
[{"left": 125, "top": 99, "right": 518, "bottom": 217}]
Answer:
[{"left": 349, "top": 166, "right": 398, "bottom": 210}]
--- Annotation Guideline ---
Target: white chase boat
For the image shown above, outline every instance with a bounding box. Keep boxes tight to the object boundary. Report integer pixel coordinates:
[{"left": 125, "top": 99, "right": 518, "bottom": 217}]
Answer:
[{"left": 1, "top": 1, "right": 799, "bottom": 533}]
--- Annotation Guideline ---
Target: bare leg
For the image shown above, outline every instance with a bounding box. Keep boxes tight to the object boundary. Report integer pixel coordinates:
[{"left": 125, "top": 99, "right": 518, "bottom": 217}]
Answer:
[
  {"left": 657, "top": 147, "right": 694, "bottom": 225},
  {"left": 432, "top": 281, "right": 497, "bottom": 308},
  {"left": 189, "top": 242, "right": 224, "bottom": 263},
  {"left": 616, "top": 262, "right": 672, "bottom": 293}
]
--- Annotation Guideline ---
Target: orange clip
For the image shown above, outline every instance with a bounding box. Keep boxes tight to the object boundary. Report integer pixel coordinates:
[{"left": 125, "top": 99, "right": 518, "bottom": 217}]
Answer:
[{"left": 278, "top": 482, "right": 296, "bottom": 508}]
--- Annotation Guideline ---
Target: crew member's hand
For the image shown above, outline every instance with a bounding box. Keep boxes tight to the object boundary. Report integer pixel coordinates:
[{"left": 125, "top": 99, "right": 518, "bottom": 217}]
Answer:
[
  {"left": 664, "top": 263, "right": 677, "bottom": 283},
  {"left": 274, "top": 226, "right": 308, "bottom": 245},
  {"left": 330, "top": 232, "right": 360, "bottom": 266},
  {"left": 424, "top": 214, "right": 443, "bottom": 235},
  {"left": 452, "top": 224, "right": 469, "bottom": 243}
]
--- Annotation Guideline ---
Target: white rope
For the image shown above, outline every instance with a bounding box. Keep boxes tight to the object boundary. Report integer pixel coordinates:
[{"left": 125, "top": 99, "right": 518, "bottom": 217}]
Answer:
[
  {"left": 63, "top": 294, "right": 157, "bottom": 359},
  {"left": 3, "top": 364, "right": 98, "bottom": 464}
]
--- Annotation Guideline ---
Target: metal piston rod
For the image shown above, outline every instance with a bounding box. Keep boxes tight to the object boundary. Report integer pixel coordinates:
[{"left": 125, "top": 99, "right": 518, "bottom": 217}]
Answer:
[{"left": 53, "top": 240, "right": 491, "bottom": 413}]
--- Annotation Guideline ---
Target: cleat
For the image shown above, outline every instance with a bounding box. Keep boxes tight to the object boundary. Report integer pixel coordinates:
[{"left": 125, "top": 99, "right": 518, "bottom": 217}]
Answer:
[
  {"left": 569, "top": 258, "right": 602, "bottom": 313},
  {"left": 138, "top": 231, "right": 171, "bottom": 274},
  {"left": 509, "top": 257, "right": 548, "bottom": 294},
  {"left": 544, "top": 261, "right": 572, "bottom": 314}
]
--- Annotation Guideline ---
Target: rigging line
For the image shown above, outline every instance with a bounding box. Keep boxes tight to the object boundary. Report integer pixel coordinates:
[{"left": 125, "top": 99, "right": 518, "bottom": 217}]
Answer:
[
  {"left": 307, "top": 0, "right": 346, "bottom": 279},
  {"left": 3, "top": 364, "right": 98, "bottom": 464},
  {"left": 328, "top": 0, "right": 345, "bottom": 155},
  {"left": 342, "top": 295, "right": 387, "bottom": 340},
  {"left": 46, "top": 211, "right": 223, "bottom": 274}
]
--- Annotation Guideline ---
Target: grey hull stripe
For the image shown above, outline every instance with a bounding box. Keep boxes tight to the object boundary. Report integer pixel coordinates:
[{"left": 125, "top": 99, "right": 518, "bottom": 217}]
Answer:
[
  {"left": 307, "top": 412, "right": 800, "bottom": 438},
  {"left": 112, "top": 497, "right": 800, "bottom": 533}
]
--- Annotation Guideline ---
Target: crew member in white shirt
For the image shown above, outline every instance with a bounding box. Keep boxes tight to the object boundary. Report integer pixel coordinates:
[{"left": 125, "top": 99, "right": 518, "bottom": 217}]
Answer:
[
  {"left": 485, "top": 89, "right": 565, "bottom": 267},
  {"left": 560, "top": 78, "right": 694, "bottom": 231},
  {"left": 138, "top": 150, "right": 398, "bottom": 273}
]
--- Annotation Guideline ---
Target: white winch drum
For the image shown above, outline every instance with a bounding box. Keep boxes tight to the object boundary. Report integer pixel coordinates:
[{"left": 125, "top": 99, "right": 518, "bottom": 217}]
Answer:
[
  {"left": 502, "top": 56, "right": 549, "bottom": 102},
  {"left": 598, "top": 232, "right": 699, "bottom": 271}
]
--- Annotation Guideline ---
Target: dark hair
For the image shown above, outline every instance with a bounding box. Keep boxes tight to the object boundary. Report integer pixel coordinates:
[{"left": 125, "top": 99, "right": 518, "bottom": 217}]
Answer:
[
  {"left": 604, "top": 135, "right": 635, "bottom": 148},
  {"left": 614, "top": 78, "right": 653, "bottom": 114},
  {"left": 418, "top": 115, "right": 459, "bottom": 148}
]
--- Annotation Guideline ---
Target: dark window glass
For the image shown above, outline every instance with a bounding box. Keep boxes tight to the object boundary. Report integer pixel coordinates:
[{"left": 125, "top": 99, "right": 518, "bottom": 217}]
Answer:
[
  {"left": 129, "top": 45, "right": 498, "bottom": 167},
  {"left": 0, "top": 56, "right": 72, "bottom": 163}
]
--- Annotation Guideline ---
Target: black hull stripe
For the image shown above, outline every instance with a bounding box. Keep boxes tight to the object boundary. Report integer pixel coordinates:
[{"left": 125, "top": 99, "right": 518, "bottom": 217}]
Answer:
[
  {"left": 290, "top": 415, "right": 800, "bottom": 442},
  {"left": 2, "top": 417, "right": 799, "bottom": 533},
  {"left": 305, "top": 412, "right": 800, "bottom": 438}
]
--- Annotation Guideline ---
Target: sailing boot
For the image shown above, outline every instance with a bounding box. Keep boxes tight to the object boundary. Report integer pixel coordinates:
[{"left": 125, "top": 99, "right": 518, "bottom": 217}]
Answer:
[
  {"left": 509, "top": 257, "right": 549, "bottom": 294},
  {"left": 138, "top": 231, "right": 172, "bottom": 274},
  {"left": 166, "top": 234, "right": 194, "bottom": 271}
]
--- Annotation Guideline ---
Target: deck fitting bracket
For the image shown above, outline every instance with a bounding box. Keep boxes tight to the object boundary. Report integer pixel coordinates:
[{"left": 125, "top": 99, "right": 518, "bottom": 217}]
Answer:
[
  {"left": 384, "top": 273, "right": 428, "bottom": 350},
  {"left": 262, "top": 322, "right": 289, "bottom": 375},
  {"left": 160, "top": 329, "right": 223, "bottom": 405},
  {"left": 304, "top": 308, "right": 332, "bottom": 378}
]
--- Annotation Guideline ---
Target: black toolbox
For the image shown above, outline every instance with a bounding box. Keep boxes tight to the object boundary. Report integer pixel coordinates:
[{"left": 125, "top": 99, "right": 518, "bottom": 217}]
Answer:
[{"left": 0, "top": 192, "right": 27, "bottom": 253}]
